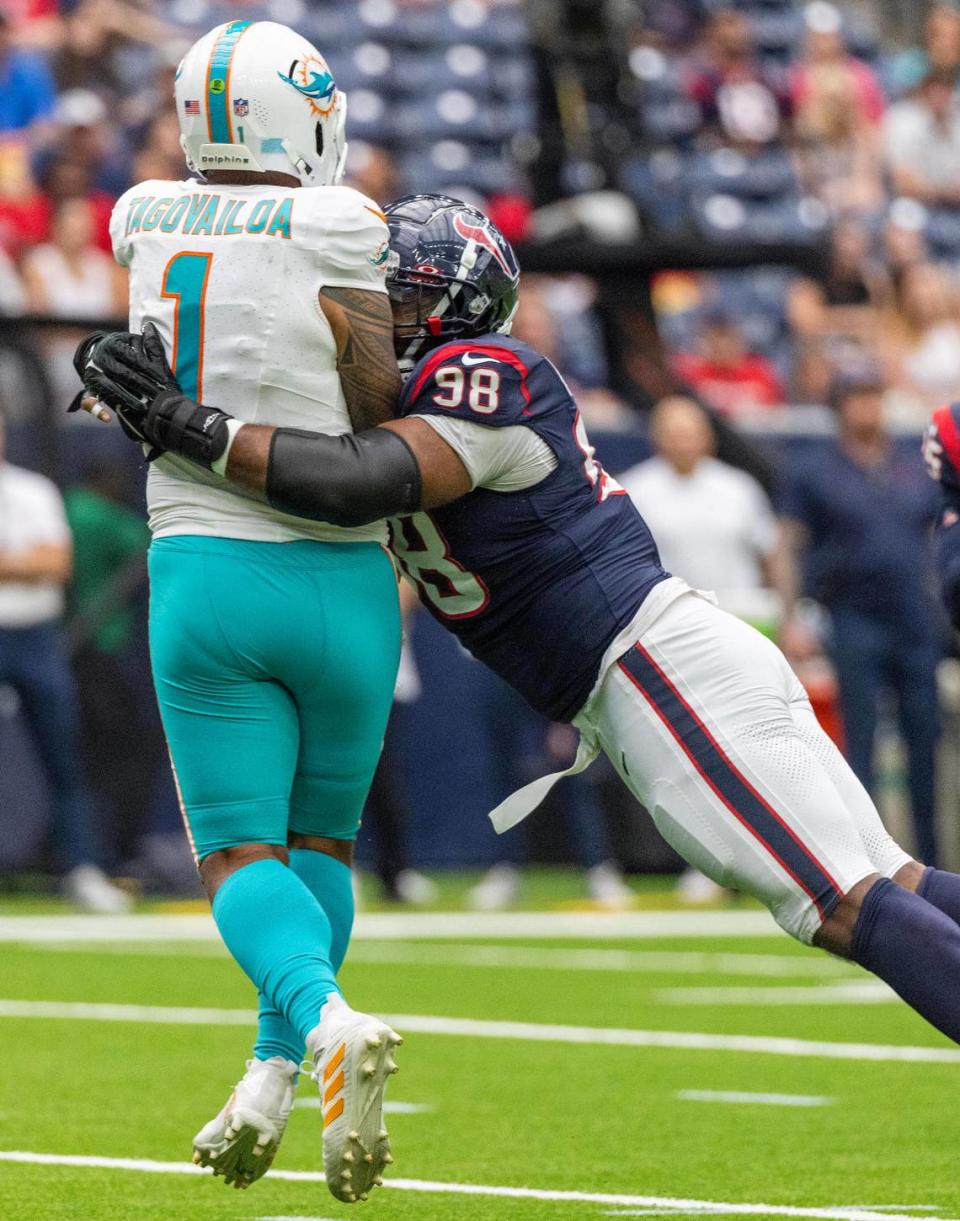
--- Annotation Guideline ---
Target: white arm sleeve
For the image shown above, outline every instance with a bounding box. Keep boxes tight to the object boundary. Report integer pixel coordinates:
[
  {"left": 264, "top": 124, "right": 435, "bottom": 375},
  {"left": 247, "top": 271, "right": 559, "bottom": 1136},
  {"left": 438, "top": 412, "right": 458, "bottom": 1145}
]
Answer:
[{"left": 417, "top": 415, "right": 558, "bottom": 492}]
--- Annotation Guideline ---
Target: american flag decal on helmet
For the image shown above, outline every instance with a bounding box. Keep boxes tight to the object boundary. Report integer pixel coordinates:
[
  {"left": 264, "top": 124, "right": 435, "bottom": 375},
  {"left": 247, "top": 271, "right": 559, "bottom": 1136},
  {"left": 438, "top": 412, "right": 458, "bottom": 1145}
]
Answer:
[
  {"left": 184, "top": 99, "right": 201, "bottom": 116},
  {"left": 453, "top": 213, "right": 513, "bottom": 275}
]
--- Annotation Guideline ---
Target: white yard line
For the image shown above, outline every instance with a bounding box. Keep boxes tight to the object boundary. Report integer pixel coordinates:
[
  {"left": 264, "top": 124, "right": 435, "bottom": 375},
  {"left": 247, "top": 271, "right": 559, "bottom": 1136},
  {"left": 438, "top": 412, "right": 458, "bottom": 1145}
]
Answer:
[
  {"left": 0, "top": 1150, "right": 952, "bottom": 1221},
  {"left": 346, "top": 943, "right": 859, "bottom": 978},
  {"left": 295, "top": 1098, "right": 432, "bottom": 1114},
  {"left": 0, "top": 998, "right": 957, "bottom": 1063},
  {"left": 676, "top": 1090, "right": 834, "bottom": 1107},
  {"left": 657, "top": 984, "right": 896, "bottom": 1006},
  {"left": 24, "top": 939, "right": 858, "bottom": 980},
  {"left": 0, "top": 910, "right": 779, "bottom": 943}
]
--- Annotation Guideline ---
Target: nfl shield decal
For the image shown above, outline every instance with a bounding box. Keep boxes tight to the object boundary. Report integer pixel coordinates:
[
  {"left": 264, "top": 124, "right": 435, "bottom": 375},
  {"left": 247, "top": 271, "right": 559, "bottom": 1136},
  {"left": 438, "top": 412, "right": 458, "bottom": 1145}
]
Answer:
[{"left": 233, "top": 98, "right": 249, "bottom": 117}]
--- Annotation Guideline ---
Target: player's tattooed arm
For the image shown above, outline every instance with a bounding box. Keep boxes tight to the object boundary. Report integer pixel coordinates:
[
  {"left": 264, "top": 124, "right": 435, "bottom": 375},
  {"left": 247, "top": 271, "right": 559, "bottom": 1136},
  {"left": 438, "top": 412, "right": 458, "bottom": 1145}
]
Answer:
[{"left": 319, "top": 287, "right": 402, "bottom": 432}]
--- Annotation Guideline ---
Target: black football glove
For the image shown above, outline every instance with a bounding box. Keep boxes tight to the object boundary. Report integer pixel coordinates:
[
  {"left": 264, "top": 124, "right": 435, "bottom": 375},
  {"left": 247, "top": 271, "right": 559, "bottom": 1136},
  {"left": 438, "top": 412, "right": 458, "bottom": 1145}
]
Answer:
[
  {"left": 70, "top": 325, "right": 169, "bottom": 453},
  {"left": 75, "top": 323, "right": 234, "bottom": 469}
]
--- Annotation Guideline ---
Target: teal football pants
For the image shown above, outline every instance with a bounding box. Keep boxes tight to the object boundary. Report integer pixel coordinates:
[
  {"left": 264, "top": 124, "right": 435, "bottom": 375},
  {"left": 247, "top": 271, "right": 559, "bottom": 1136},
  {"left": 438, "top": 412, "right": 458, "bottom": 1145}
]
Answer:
[{"left": 148, "top": 535, "right": 400, "bottom": 861}]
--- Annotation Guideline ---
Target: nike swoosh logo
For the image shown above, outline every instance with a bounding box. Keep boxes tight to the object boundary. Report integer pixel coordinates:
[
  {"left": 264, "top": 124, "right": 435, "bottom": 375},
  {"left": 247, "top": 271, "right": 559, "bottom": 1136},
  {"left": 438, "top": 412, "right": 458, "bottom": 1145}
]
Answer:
[{"left": 462, "top": 353, "right": 500, "bottom": 366}]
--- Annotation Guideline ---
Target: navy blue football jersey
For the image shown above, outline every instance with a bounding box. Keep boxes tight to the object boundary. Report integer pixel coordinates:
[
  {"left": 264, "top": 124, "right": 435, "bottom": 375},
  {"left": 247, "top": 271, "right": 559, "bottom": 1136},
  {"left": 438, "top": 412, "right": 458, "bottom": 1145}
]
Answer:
[{"left": 388, "top": 335, "right": 669, "bottom": 722}]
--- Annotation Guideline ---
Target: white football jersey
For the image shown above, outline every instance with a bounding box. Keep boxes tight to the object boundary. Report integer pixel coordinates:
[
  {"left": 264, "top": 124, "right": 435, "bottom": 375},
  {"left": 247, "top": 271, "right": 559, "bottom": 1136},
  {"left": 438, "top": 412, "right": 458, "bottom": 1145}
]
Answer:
[{"left": 110, "top": 179, "right": 392, "bottom": 544}]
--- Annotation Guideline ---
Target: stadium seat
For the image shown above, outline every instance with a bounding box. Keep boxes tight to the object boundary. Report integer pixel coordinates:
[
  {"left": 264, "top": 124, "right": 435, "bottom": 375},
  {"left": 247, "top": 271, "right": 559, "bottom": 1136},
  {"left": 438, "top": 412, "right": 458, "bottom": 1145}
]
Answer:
[
  {"left": 617, "top": 149, "right": 690, "bottom": 233},
  {"left": 400, "top": 146, "right": 521, "bottom": 198},
  {"left": 399, "top": 1, "right": 529, "bottom": 50},
  {"left": 747, "top": 9, "right": 803, "bottom": 56},
  {"left": 639, "top": 98, "right": 704, "bottom": 145},
  {"left": 692, "top": 193, "right": 829, "bottom": 245},
  {"left": 685, "top": 148, "right": 799, "bottom": 202}
]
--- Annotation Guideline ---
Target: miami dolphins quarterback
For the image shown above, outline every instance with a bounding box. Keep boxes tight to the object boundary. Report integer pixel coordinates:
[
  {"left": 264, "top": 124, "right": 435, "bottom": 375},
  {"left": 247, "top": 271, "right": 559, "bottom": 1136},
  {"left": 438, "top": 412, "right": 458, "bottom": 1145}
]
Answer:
[{"left": 82, "top": 20, "right": 405, "bottom": 1204}]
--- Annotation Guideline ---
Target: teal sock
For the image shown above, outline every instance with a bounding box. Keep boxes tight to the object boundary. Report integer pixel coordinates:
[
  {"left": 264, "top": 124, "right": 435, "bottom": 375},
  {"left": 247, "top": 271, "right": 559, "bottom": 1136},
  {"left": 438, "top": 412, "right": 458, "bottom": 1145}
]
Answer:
[
  {"left": 211, "top": 858, "right": 340, "bottom": 1046},
  {"left": 254, "top": 850, "right": 355, "bottom": 1064}
]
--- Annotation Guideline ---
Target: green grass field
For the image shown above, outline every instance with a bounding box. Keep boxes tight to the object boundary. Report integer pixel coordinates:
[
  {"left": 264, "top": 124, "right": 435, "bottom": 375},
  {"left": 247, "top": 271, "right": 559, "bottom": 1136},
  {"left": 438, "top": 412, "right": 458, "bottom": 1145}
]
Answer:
[{"left": 0, "top": 876, "right": 958, "bottom": 1221}]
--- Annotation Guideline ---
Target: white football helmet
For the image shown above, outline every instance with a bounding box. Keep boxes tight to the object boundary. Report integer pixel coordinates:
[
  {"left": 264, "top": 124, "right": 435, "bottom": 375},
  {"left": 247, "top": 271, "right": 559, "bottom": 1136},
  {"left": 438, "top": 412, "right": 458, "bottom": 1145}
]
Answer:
[{"left": 175, "top": 19, "right": 348, "bottom": 187}]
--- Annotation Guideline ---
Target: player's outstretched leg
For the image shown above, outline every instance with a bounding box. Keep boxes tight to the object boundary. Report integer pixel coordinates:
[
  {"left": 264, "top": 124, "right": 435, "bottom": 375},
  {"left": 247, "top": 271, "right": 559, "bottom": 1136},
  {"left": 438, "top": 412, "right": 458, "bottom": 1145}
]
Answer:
[
  {"left": 579, "top": 592, "right": 960, "bottom": 1046},
  {"left": 786, "top": 691, "right": 960, "bottom": 962},
  {"left": 817, "top": 873, "right": 960, "bottom": 1043},
  {"left": 911, "top": 865, "right": 960, "bottom": 925},
  {"left": 195, "top": 846, "right": 359, "bottom": 1188}
]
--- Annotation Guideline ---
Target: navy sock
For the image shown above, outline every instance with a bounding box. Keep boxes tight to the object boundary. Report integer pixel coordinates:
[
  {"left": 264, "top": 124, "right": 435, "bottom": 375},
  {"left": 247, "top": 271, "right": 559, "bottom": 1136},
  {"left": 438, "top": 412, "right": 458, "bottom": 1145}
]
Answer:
[
  {"left": 916, "top": 866, "right": 960, "bottom": 927},
  {"left": 852, "top": 877, "right": 960, "bottom": 1044}
]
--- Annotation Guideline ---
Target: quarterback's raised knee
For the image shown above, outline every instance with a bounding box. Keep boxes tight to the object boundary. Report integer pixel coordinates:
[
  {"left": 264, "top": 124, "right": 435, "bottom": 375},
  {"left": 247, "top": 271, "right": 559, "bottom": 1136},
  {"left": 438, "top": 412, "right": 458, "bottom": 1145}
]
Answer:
[{"left": 813, "top": 872, "right": 883, "bottom": 958}]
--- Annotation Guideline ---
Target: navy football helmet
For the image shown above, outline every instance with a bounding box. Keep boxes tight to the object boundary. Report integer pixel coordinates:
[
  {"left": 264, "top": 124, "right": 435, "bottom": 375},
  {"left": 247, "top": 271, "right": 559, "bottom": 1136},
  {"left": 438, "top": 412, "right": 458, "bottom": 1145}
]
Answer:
[{"left": 384, "top": 194, "right": 520, "bottom": 371}]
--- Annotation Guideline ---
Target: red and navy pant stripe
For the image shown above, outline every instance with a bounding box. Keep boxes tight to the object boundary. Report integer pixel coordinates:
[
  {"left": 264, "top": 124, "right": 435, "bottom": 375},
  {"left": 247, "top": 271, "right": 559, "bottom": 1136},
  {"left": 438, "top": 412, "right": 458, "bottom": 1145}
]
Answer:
[{"left": 618, "top": 643, "right": 844, "bottom": 921}]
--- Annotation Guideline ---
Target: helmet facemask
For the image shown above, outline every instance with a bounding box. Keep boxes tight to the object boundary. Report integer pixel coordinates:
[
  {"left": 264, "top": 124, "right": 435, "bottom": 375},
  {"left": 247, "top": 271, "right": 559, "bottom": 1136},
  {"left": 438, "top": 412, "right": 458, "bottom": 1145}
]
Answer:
[{"left": 388, "top": 270, "right": 496, "bottom": 372}]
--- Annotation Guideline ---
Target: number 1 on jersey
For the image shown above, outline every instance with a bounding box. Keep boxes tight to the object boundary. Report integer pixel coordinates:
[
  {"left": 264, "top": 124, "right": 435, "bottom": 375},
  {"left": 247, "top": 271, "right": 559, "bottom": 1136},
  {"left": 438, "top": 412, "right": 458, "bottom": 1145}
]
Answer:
[{"left": 161, "top": 252, "right": 213, "bottom": 399}]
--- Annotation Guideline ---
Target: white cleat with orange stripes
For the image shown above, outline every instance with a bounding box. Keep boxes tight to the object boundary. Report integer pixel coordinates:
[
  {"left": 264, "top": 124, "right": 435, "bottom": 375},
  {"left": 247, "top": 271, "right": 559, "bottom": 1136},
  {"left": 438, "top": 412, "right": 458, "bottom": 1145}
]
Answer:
[
  {"left": 192, "top": 1055, "right": 298, "bottom": 1189},
  {"left": 307, "top": 994, "right": 402, "bottom": 1204}
]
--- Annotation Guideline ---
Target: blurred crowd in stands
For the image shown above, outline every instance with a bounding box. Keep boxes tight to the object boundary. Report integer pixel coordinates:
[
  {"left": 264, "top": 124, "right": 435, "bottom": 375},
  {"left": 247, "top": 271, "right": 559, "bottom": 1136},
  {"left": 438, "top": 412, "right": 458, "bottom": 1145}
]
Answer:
[{"left": 2, "top": 0, "right": 960, "bottom": 905}]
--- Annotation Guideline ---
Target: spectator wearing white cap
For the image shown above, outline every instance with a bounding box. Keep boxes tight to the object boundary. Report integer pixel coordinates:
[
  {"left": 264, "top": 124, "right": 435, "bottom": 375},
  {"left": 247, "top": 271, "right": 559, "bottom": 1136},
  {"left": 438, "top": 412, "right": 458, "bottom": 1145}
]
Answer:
[{"left": 0, "top": 412, "right": 130, "bottom": 912}]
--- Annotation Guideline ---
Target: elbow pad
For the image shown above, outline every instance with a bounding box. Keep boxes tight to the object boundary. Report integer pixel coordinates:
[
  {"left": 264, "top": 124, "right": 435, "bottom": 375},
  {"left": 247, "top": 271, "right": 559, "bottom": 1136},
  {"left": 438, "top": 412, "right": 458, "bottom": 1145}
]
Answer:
[{"left": 266, "top": 426, "right": 422, "bottom": 527}]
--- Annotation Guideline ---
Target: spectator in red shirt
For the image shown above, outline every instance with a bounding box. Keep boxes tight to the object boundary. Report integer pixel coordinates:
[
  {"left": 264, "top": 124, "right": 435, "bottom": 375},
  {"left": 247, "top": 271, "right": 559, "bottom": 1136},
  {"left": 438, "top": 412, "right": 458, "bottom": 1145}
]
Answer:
[
  {"left": 790, "top": 3, "right": 886, "bottom": 130},
  {"left": 674, "top": 311, "right": 784, "bottom": 415}
]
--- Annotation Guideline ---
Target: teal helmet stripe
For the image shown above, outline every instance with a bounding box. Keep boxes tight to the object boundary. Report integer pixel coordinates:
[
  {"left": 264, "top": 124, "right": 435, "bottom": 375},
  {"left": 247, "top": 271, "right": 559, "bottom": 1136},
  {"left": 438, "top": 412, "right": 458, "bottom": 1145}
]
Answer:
[{"left": 206, "top": 19, "right": 252, "bottom": 144}]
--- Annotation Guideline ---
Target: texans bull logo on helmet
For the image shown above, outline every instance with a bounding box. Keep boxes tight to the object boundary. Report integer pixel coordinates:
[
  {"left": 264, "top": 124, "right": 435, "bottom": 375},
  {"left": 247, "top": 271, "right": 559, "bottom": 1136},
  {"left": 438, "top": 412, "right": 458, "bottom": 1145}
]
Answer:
[{"left": 452, "top": 212, "right": 514, "bottom": 275}]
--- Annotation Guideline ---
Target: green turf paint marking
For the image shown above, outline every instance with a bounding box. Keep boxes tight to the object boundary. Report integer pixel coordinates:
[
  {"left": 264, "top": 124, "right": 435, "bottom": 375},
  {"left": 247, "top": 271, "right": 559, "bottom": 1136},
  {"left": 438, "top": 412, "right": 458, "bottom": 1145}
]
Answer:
[
  {"left": 0, "top": 1150, "right": 954, "bottom": 1221},
  {"left": 2, "top": 998, "right": 958, "bottom": 1062},
  {"left": 657, "top": 983, "right": 895, "bottom": 1005},
  {"left": 675, "top": 1090, "right": 834, "bottom": 1107}
]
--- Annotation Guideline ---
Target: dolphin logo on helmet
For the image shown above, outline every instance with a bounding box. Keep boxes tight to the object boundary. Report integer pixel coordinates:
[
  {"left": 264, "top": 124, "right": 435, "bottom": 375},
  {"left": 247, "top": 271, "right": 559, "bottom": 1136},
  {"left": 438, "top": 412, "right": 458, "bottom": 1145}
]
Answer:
[{"left": 277, "top": 55, "right": 337, "bottom": 116}]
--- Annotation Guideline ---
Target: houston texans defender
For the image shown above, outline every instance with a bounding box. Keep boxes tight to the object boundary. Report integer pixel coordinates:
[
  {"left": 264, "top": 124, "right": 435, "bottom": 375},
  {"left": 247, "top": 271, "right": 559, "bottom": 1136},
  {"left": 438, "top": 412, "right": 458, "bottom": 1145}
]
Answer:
[{"left": 82, "top": 196, "right": 960, "bottom": 1095}]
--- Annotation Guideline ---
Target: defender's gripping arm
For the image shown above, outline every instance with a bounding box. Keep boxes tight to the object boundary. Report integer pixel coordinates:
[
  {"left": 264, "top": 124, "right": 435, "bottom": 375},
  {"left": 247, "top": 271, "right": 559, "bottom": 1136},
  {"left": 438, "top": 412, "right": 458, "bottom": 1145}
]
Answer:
[
  {"left": 77, "top": 326, "right": 467, "bottom": 524},
  {"left": 266, "top": 426, "right": 422, "bottom": 525}
]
